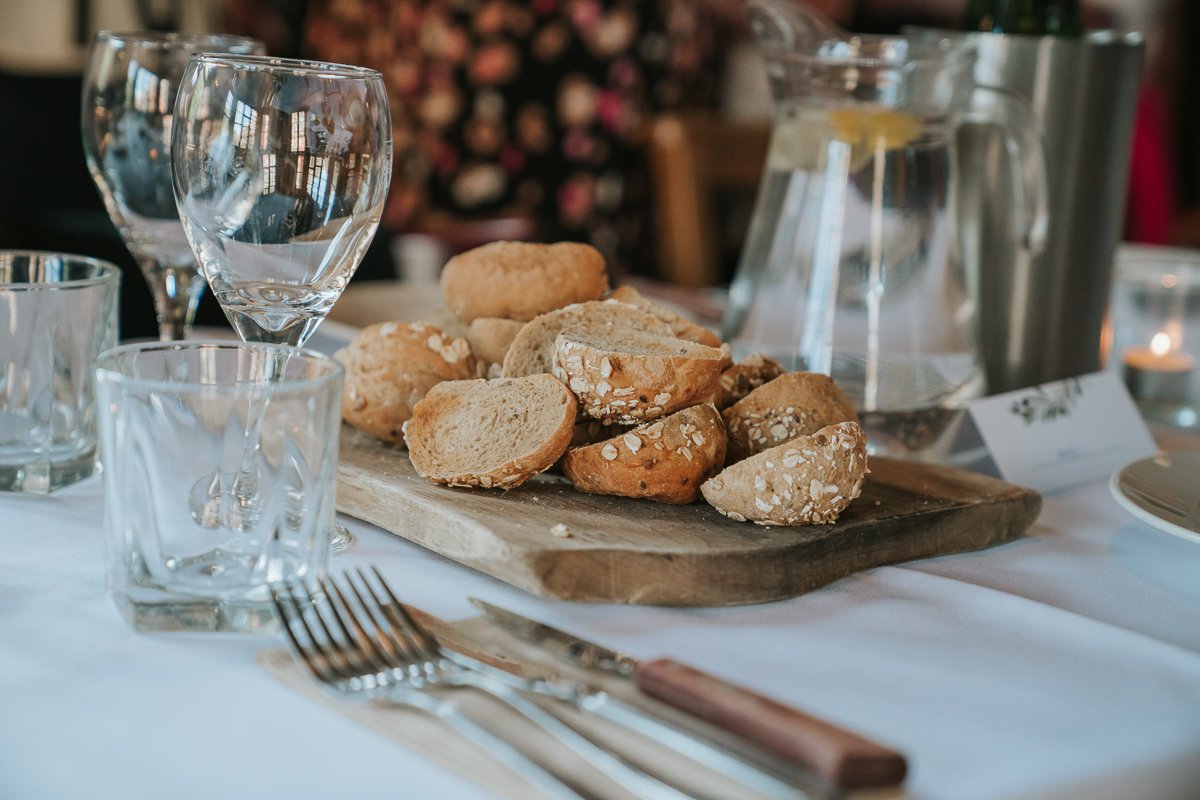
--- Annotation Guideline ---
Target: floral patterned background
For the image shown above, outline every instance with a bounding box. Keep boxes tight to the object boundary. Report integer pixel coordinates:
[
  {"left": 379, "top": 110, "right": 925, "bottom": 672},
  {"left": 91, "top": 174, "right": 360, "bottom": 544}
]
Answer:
[{"left": 297, "top": 0, "right": 729, "bottom": 273}]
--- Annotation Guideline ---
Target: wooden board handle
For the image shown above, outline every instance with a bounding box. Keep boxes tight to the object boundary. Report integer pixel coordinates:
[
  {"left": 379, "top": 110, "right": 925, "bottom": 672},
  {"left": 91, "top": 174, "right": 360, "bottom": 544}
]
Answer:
[{"left": 633, "top": 658, "right": 907, "bottom": 789}]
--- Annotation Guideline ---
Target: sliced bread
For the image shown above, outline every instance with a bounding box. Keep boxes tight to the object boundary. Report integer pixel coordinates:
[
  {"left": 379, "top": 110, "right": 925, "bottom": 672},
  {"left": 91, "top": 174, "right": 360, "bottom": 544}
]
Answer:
[
  {"left": 502, "top": 300, "right": 671, "bottom": 378},
  {"left": 607, "top": 284, "right": 722, "bottom": 348},
  {"left": 339, "top": 321, "right": 478, "bottom": 443},
  {"left": 701, "top": 421, "right": 868, "bottom": 526},
  {"left": 723, "top": 372, "right": 859, "bottom": 463},
  {"left": 441, "top": 241, "right": 608, "bottom": 323},
  {"left": 553, "top": 327, "right": 726, "bottom": 424},
  {"left": 561, "top": 403, "right": 727, "bottom": 504},
  {"left": 404, "top": 374, "right": 576, "bottom": 489}
]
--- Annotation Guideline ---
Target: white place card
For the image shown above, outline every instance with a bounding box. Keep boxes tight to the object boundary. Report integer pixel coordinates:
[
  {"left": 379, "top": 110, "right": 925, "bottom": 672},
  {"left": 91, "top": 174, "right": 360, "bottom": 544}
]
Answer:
[{"left": 968, "top": 371, "right": 1157, "bottom": 493}]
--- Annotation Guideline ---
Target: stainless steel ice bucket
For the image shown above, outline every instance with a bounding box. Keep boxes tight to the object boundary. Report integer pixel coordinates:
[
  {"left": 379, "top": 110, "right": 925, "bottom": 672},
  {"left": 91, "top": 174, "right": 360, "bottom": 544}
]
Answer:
[{"left": 956, "top": 30, "right": 1144, "bottom": 393}]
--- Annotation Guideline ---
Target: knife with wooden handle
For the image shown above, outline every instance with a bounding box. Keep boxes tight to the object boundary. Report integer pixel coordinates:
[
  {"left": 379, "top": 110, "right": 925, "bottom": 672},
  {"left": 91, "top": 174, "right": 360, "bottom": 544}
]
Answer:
[{"left": 469, "top": 598, "right": 907, "bottom": 791}]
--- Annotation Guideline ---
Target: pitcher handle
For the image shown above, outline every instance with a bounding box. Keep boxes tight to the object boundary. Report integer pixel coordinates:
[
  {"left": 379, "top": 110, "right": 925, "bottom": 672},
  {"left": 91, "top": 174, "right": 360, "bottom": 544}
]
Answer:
[{"left": 961, "top": 84, "right": 1050, "bottom": 254}]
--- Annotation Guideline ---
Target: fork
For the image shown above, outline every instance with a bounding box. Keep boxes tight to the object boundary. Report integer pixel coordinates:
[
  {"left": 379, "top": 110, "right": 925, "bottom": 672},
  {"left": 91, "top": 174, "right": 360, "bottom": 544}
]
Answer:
[{"left": 272, "top": 569, "right": 697, "bottom": 800}]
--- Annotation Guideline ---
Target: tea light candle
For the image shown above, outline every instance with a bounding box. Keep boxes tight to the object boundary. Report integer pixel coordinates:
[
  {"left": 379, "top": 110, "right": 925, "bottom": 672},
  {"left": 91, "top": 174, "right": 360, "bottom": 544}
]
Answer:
[{"left": 1123, "top": 331, "right": 1196, "bottom": 404}]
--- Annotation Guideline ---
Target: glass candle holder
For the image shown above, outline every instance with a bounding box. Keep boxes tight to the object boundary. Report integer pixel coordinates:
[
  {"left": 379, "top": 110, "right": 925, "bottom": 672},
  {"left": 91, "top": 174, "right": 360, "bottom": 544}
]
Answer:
[{"left": 1107, "top": 245, "right": 1200, "bottom": 429}]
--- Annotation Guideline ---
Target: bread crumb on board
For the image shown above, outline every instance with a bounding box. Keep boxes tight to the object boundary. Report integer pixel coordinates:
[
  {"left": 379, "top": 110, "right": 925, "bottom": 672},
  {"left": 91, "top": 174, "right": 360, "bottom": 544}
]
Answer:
[{"left": 550, "top": 523, "right": 572, "bottom": 538}]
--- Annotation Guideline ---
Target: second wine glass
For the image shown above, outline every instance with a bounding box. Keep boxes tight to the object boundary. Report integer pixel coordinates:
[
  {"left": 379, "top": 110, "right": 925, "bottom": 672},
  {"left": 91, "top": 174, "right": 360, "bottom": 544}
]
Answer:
[{"left": 82, "top": 31, "right": 265, "bottom": 341}]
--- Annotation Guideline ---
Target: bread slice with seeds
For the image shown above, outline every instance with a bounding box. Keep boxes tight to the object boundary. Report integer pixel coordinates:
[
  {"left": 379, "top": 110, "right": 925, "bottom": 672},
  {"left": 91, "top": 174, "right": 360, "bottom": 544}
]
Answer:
[
  {"left": 553, "top": 327, "right": 726, "bottom": 424},
  {"left": 561, "top": 404, "right": 727, "bottom": 504},
  {"left": 723, "top": 372, "right": 859, "bottom": 463},
  {"left": 502, "top": 300, "right": 671, "bottom": 378},
  {"left": 701, "top": 421, "right": 868, "bottom": 526},
  {"left": 339, "top": 321, "right": 478, "bottom": 443},
  {"left": 607, "top": 284, "right": 722, "bottom": 348},
  {"left": 441, "top": 241, "right": 608, "bottom": 323},
  {"left": 404, "top": 374, "right": 576, "bottom": 489}
]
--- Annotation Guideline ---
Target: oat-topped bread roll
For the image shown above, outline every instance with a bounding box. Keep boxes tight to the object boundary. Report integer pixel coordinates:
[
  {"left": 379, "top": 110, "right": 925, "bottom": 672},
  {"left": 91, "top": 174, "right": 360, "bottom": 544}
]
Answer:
[
  {"left": 339, "top": 321, "right": 478, "bottom": 443},
  {"left": 553, "top": 326, "right": 725, "bottom": 424},
  {"left": 607, "top": 284, "right": 722, "bottom": 348},
  {"left": 404, "top": 374, "right": 576, "bottom": 489},
  {"left": 712, "top": 353, "right": 785, "bottom": 409},
  {"left": 502, "top": 300, "right": 671, "bottom": 378},
  {"left": 723, "top": 372, "right": 859, "bottom": 463},
  {"left": 441, "top": 241, "right": 608, "bottom": 323},
  {"left": 466, "top": 317, "right": 526, "bottom": 369},
  {"left": 562, "top": 404, "right": 727, "bottom": 504},
  {"left": 702, "top": 421, "right": 868, "bottom": 526}
]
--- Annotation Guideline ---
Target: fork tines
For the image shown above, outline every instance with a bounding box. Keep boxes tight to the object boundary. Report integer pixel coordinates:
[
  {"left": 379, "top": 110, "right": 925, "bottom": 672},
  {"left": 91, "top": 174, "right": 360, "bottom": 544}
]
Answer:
[{"left": 270, "top": 568, "right": 438, "bottom": 694}]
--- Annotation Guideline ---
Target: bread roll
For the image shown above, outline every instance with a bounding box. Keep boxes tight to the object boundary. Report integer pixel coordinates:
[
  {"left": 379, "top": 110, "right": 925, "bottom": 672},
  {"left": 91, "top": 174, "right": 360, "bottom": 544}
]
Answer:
[
  {"left": 440, "top": 241, "right": 608, "bottom": 323},
  {"left": 339, "top": 321, "right": 478, "bottom": 443},
  {"left": 552, "top": 327, "right": 725, "bottom": 424},
  {"left": 561, "top": 403, "right": 727, "bottom": 504},
  {"left": 701, "top": 421, "right": 868, "bottom": 525},
  {"left": 723, "top": 372, "right": 858, "bottom": 463},
  {"left": 502, "top": 300, "right": 671, "bottom": 378}
]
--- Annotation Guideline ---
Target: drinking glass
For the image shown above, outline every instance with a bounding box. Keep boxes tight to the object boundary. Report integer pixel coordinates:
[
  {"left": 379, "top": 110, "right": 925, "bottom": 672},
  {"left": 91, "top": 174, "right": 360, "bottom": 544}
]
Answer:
[
  {"left": 171, "top": 54, "right": 392, "bottom": 345},
  {"left": 82, "top": 31, "right": 265, "bottom": 341},
  {"left": 0, "top": 252, "right": 120, "bottom": 492},
  {"left": 97, "top": 342, "right": 341, "bottom": 633},
  {"left": 172, "top": 54, "right": 392, "bottom": 549}
]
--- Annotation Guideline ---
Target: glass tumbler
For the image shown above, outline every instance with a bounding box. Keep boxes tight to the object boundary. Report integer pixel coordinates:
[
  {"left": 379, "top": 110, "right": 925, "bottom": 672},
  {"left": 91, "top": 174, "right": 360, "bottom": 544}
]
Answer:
[
  {"left": 0, "top": 252, "right": 120, "bottom": 492},
  {"left": 96, "top": 342, "right": 342, "bottom": 633}
]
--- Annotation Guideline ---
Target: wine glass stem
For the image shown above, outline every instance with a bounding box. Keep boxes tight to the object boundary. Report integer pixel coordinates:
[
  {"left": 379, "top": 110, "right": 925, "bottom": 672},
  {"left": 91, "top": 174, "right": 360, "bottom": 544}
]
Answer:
[{"left": 141, "top": 259, "right": 205, "bottom": 341}]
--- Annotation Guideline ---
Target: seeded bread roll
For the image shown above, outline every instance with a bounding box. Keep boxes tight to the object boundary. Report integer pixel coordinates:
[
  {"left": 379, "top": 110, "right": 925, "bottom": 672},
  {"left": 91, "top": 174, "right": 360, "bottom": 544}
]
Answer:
[
  {"left": 404, "top": 374, "right": 576, "bottom": 489},
  {"left": 441, "top": 241, "right": 608, "bottom": 323},
  {"left": 607, "top": 285, "right": 722, "bottom": 348},
  {"left": 712, "top": 354, "right": 785, "bottom": 409},
  {"left": 723, "top": 372, "right": 859, "bottom": 463},
  {"left": 701, "top": 421, "right": 868, "bottom": 526},
  {"left": 502, "top": 300, "right": 671, "bottom": 378},
  {"left": 553, "top": 327, "right": 725, "bottom": 424},
  {"left": 561, "top": 404, "right": 727, "bottom": 504},
  {"left": 466, "top": 317, "right": 526, "bottom": 368},
  {"left": 339, "top": 321, "right": 478, "bottom": 443}
]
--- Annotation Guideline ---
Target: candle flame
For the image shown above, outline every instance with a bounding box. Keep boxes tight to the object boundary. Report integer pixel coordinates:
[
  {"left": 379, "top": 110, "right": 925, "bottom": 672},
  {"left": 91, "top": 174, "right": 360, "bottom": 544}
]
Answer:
[{"left": 1151, "top": 331, "right": 1172, "bottom": 356}]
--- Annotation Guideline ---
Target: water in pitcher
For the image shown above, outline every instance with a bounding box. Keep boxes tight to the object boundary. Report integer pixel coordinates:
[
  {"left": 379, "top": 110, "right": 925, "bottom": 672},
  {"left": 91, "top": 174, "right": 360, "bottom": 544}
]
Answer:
[{"left": 724, "top": 104, "right": 985, "bottom": 456}]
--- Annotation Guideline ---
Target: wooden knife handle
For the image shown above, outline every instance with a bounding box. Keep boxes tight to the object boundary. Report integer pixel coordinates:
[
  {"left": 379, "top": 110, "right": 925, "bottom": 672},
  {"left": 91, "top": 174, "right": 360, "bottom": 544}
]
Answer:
[{"left": 633, "top": 658, "right": 907, "bottom": 790}]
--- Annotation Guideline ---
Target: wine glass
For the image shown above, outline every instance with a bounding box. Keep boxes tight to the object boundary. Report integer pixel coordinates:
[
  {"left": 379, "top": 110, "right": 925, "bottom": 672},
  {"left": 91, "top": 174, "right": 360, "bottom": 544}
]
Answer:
[
  {"left": 82, "top": 31, "right": 265, "bottom": 341},
  {"left": 172, "top": 54, "right": 393, "bottom": 550}
]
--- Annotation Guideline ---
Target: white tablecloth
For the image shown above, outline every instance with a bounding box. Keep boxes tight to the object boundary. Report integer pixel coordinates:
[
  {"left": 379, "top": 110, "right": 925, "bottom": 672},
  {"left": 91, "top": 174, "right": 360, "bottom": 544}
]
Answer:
[{"left": 3, "top": 322, "right": 1199, "bottom": 800}]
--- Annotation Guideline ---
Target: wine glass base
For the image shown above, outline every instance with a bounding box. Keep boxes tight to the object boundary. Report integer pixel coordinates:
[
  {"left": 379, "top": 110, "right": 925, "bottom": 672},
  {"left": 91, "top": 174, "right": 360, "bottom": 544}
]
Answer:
[{"left": 331, "top": 522, "right": 354, "bottom": 553}]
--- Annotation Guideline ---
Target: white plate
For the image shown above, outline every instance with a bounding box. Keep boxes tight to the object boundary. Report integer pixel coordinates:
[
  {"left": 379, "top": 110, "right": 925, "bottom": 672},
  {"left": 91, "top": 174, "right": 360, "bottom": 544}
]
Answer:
[{"left": 1110, "top": 450, "right": 1200, "bottom": 545}]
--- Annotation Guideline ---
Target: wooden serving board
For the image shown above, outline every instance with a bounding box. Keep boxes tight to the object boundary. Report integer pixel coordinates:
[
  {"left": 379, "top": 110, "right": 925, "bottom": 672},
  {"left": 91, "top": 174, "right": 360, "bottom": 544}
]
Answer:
[{"left": 336, "top": 427, "right": 1041, "bottom": 606}]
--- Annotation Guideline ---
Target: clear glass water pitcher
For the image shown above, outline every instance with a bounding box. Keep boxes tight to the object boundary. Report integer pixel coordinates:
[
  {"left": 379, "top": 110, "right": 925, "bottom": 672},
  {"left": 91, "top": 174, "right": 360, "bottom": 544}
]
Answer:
[{"left": 725, "top": 0, "right": 1047, "bottom": 458}]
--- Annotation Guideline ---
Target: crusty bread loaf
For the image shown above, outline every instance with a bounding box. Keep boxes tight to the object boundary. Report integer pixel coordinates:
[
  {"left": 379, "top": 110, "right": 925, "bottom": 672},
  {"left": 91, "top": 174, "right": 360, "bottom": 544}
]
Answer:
[
  {"left": 502, "top": 300, "right": 671, "bottom": 378},
  {"left": 339, "top": 321, "right": 478, "bottom": 443},
  {"left": 701, "top": 421, "right": 868, "bottom": 525},
  {"left": 561, "top": 404, "right": 727, "bottom": 504},
  {"left": 723, "top": 372, "right": 859, "bottom": 463},
  {"left": 712, "top": 353, "right": 785, "bottom": 409},
  {"left": 466, "top": 317, "right": 526, "bottom": 368},
  {"left": 404, "top": 374, "right": 576, "bottom": 489},
  {"left": 607, "top": 285, "right": 722, "bottom": 348},
  {"left": 441, "top": 241, "right": 608, "bottom": 323},
  {"left": 553, "top": 327, "right": 725, "bottom": 424}
]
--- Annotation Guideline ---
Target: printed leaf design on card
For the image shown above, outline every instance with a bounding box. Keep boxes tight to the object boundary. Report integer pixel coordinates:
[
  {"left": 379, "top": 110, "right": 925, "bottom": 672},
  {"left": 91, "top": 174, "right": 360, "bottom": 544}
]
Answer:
[{"left": 1010, "top": 378, "right": 1084, "bottom": 425}]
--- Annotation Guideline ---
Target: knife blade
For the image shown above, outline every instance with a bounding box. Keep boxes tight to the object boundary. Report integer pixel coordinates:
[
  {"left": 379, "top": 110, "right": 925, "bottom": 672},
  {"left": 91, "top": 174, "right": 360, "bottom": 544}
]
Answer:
[{"left": 469, "top": 598, "right": 907, "bottom": 791}]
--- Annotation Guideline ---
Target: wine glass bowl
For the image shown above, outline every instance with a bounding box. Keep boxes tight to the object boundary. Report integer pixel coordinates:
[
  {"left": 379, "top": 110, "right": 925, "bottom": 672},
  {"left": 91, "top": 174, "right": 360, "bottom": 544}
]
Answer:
[
  {"left": 82, "top": 31, "right": 265, "bottom": 341},
  {"left": 171, "top": 54, "right": 392, "bottom": 347}
]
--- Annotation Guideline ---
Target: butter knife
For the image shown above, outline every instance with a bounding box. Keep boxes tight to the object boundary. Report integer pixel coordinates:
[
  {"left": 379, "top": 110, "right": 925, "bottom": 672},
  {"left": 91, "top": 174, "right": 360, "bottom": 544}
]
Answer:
[{"left": 470, "top": 598, "right": 907, "bottom": 791}]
